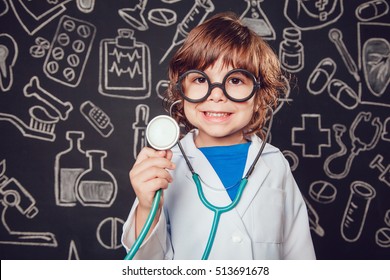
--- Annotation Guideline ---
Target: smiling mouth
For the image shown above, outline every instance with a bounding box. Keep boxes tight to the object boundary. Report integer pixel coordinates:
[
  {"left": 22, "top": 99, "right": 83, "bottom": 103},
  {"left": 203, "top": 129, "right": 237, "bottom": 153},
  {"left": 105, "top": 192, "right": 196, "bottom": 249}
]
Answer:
[{"left": 203, "top": 111, "right": 232, "bottom": 118}]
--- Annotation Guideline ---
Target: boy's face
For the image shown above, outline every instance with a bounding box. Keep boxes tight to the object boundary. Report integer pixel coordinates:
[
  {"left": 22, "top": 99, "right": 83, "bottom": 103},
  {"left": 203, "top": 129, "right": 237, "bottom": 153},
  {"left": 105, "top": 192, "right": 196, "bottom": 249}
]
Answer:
[{"left": 183, "top": 58, "right": 256, "bottom": 147}]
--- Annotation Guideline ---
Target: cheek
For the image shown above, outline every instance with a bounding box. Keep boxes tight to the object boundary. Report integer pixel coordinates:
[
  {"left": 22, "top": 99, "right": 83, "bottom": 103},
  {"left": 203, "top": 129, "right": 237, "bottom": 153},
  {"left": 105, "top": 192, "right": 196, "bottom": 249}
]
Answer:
[
  {"left": 183, "top": 103, "right": 198, "bottom": 125},
  {"left": 239, "top": 103, "right": 256, "bottom": 122}
]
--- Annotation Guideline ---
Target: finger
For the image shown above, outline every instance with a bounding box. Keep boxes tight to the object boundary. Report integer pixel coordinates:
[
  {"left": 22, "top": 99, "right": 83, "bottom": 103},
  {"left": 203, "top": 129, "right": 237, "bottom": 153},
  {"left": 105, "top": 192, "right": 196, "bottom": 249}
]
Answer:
[
  {"left": 131, "top": 166, "right": 173, "bottom": 188},
  {"left": 134, "top": 147, "right": 166, "bottom": 165},
  {"left": 131, "top": 156, "right": 175, "bottom": 179}
]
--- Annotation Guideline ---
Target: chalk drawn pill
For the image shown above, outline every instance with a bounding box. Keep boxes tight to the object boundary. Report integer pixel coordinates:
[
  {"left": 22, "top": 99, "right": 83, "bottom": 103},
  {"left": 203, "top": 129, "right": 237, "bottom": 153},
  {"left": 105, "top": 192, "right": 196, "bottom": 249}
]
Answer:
[
  {"left": 67, "top": 54, "right": 80, "bottom": 67},
  {"left": 307, "top": 58, "right": 336, "bottom": 95},
  {"left": 309, "top": 180, "right": 337, "bottom": 204},
  {"left": 385, "top": 209, "right": 390, "bottom": 227},
  {"left": 148, "top": 8, "right": 177, "bottom": 26},
  {"left": 77, "top": 24, "right": 91, "bottom": 38},
  {"left": 30, "top": 45, "right": 46, "bottom": 58},
  {"left": 327, "top": 79, "right": 360, "bottom": 110},
  {"left": 356, "top": 0, "right": 389, "bottom": 21},
  {"left": 51, "top": 47, "right": 64, "bottom": 60},
  {"left": 72, "top": 40, "right": 85, "bottom": 53},
  {"left": 97, "top": 217, "right": 124, "bottom": 250},
  {"left": 46, "top": 61, "right": 59, "bottom": 74},
  {"left": 63, "top": 67, "right": 76, "bottom": 82},
  {"left": 35, "top": 37, "right": 50, "bottom": 49},
  {"left": 376, "top": 227, "right": 390, "bottom": 248},
  {"left": 57, "top": 33, "right": 70, "bottom": 46},
  {"left": 63, "top": 19, "right": 76, "bottom": 32}
]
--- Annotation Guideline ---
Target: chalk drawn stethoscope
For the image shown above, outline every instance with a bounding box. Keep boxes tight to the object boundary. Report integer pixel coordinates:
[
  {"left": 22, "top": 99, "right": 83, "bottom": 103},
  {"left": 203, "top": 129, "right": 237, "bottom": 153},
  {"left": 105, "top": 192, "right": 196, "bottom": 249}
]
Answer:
[
  {"left": 324, "top": 112, "right": 383, "bottom": 179},
  {"left": 0, "top": 160, "right": 57, "bottom": 247}
]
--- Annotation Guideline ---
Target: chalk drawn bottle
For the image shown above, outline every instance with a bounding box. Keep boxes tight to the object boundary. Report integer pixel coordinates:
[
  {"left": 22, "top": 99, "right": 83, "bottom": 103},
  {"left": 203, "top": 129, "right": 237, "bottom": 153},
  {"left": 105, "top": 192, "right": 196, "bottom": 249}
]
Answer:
[
  {"left": 75, "top": 150, "right": 117, "bottom": 207},
  {"left": 99, "top": 29, "right": 151, "bottom": 99},
  {"left": 279, "top": 27, "right": 304, "bottom": 73},
  {"left": 55, "top": 131, "right": 88, "bottom": 206}
]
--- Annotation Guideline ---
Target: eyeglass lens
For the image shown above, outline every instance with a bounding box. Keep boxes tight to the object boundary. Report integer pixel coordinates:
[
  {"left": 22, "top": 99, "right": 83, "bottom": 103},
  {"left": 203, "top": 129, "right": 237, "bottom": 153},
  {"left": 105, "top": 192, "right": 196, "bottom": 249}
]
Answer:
[{"left": 179, "top": 70, "right": 256, "bottom": 102}]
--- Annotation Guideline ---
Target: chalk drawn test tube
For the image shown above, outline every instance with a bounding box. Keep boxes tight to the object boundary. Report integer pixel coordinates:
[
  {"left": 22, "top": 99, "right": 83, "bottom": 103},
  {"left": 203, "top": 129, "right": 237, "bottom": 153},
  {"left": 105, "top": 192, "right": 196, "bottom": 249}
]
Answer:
[{"left": 341, "top": 181, "right": 376, "bottom": 242}]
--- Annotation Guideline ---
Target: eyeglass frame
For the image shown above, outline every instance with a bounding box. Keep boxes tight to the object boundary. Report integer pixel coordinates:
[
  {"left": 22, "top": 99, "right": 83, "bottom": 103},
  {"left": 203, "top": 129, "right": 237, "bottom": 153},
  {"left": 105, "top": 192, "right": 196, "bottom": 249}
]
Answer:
[{"left": 176, "top": 68, "right": 261, "bottom": 103}]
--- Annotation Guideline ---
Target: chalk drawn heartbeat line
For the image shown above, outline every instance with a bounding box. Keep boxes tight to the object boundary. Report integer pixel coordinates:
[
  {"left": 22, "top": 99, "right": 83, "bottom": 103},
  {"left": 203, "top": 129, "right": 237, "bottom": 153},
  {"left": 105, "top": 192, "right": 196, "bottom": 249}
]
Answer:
[
  {"left": 108, "top": 48, "right": 141, "bottom": 62},
  {"left": 108, "top": 61, "right": 142, "bottom": 78}
]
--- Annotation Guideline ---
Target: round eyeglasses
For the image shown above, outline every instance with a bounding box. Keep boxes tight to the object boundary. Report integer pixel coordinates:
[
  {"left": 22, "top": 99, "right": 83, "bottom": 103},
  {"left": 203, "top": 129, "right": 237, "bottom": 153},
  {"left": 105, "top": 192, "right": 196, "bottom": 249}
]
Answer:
[{"left": 176, "top": 69, "right": 261, "bottom": 103}]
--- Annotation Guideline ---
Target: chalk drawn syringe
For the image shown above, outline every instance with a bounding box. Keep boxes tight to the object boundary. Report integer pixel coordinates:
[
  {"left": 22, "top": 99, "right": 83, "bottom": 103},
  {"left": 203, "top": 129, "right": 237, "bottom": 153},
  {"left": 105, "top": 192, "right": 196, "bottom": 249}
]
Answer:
[{"left": 159, "top": 0, "right": 214, "bottom": 64}]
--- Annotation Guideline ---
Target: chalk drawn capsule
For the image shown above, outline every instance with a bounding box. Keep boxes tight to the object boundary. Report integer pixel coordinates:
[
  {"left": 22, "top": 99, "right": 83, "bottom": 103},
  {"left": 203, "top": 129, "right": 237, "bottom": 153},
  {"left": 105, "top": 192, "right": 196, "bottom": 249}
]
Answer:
[
  {"left": 356, "top": 0, "right": 389, "bottom": 22},
  {"left": 327, "top": 79, "right": 360, "bottom": 110},
  {"left": 307, "top": 58, "right": 336, "bottom": 95}
]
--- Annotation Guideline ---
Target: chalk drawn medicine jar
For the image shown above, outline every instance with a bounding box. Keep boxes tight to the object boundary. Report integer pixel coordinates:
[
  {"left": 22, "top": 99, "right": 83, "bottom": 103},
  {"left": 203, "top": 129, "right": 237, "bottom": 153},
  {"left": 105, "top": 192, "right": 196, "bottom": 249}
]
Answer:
[{"left": 75, "top": 150, "right": 117, "bottom": 207}]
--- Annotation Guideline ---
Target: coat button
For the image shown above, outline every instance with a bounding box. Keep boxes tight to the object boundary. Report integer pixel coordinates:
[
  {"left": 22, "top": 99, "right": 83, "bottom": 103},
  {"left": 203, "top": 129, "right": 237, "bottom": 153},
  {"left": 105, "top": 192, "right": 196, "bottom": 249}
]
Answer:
[{"left": 231, "top": 234, "right": 242, "bottom": 243}]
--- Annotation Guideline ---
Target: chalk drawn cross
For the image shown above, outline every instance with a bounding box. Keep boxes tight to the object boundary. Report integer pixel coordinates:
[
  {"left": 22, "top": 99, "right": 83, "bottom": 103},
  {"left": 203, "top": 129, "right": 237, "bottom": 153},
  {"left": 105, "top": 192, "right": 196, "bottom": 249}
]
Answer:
[{"left": 292, "top": 114, "right": 331, "bottom": 157}]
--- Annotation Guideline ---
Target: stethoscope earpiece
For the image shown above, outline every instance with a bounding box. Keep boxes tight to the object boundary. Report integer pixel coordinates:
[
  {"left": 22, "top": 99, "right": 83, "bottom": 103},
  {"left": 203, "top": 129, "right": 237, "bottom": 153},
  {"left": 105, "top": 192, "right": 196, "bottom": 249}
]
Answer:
[{"left": 146, "top": 115, "right": 180, "bottom": 150}]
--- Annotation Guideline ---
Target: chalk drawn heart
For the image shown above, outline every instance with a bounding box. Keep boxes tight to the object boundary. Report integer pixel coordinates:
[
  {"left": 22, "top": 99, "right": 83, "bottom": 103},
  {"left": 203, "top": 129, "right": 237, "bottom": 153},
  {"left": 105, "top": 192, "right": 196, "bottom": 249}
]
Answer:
[{"left": 363, "top": 38, "right": 390, "bottom": 97}]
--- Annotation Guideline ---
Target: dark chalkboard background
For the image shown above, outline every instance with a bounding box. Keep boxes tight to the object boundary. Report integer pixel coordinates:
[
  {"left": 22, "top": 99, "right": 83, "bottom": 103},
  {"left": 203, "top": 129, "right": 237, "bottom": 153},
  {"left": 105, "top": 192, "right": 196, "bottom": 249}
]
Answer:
[{"left": 0, "top": 0, "right": 389, "bottom": 260}]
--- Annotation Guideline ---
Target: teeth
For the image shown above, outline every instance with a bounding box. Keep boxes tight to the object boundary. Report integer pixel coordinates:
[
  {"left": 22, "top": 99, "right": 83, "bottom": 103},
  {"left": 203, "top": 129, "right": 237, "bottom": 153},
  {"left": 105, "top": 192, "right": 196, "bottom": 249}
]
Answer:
[{"left": 205, "top": 112, "right": 229, "bottom": 117}]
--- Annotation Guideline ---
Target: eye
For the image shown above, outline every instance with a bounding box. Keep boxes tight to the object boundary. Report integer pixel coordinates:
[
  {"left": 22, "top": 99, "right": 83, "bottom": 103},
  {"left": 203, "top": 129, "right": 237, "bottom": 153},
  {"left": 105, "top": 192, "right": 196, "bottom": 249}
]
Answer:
[
  {"left": 229, "top": 77, "right": 243, "bottom": 85},
  {"left": 194, "top": 76, "right": 207, "bottom": 84}
]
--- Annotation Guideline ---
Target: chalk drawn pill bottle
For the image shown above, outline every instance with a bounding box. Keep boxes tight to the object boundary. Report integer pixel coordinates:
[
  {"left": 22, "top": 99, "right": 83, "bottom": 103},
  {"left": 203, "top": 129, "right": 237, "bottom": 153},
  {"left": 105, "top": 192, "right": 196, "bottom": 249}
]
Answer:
[
  {"left": 341, "top": 181, "right": 376, "bottom": 242},
  {"left": 279, "top": 27, "right": 304, "bottom": 73},
  {"left": 76, "top": 150, "right": 117, "bottom": 207},
  {"left": 55, "top": 131, "right": 88, "bottom": 206}
]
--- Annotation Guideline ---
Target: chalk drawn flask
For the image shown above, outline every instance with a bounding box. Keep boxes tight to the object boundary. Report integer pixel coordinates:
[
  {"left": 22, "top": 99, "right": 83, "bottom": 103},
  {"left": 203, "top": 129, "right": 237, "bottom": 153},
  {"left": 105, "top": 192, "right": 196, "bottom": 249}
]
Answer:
[
  {"left": 55, "top": 131, "right": 88, "bottom": 206},
  {"left": 240, "top": 0, "right": 275, "bottom": 40},
  {"left": 279, "top": 27, "right": 304, "bottom": 73},
  {"left": 76, "top": 150, "right": 117, "bottom": 207}
]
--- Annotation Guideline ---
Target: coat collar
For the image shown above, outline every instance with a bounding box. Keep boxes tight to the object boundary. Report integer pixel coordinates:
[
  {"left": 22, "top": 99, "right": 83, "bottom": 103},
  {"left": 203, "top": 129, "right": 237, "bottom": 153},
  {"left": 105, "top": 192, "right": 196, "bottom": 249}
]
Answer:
[{"left": 172, "top": 129, "right": 277, "bottom": 218}]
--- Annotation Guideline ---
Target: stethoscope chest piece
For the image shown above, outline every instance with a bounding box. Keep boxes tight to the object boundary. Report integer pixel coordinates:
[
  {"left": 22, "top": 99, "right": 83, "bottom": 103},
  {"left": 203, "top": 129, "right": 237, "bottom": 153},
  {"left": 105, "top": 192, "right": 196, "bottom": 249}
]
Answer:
[{"left": 146, "top": 115, "right": 180, "bottom": 150}]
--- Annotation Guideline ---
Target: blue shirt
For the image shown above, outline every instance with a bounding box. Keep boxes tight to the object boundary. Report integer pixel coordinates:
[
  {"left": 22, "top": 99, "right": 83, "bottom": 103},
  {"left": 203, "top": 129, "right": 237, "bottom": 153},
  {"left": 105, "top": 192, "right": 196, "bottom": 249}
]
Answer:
[{"left": 199, "top": 142, "right": 251, "bottom": 201}]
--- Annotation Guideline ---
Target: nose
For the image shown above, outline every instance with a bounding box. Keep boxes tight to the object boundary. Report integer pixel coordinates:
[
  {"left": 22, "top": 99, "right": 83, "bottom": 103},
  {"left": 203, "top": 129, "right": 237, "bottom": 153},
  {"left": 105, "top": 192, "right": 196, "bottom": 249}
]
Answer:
[{"left": 208, "top": 83, "right": 226, "bottom": 102}]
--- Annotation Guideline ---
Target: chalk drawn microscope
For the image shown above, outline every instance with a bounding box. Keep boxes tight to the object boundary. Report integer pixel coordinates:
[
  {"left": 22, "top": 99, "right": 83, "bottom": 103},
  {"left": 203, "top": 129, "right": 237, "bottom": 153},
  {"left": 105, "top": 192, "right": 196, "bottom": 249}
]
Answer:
[{"left": 0, "top": 159, "right": 57, "bottom": 246}]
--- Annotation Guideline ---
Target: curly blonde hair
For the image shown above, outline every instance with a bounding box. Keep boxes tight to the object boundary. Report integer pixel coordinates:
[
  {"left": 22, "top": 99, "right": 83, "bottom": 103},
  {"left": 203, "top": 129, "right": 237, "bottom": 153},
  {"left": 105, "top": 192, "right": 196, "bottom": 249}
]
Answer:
[{"left": 163, "top": 12, "right": 288, "bottom": 139}]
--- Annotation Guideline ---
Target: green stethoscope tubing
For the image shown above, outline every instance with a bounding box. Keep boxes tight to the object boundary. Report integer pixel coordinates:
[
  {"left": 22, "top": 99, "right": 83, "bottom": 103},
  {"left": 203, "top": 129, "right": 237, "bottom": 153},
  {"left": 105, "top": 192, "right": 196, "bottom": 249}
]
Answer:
[
  {"left": 192, "top": 173, "right": 248, "bottom": 260},
  {"left": 125, "top": 107, "right": 273, "bottom": 260},
  {"left": 124, "top": 188, "right": 162, "bottom": 260}
]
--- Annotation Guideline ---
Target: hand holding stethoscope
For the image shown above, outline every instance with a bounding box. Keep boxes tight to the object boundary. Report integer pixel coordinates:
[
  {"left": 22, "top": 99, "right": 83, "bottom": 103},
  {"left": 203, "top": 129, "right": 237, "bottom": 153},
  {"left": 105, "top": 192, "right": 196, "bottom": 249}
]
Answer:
[{"left": 124, "top": 111, "right": 180, "bottom": 260}]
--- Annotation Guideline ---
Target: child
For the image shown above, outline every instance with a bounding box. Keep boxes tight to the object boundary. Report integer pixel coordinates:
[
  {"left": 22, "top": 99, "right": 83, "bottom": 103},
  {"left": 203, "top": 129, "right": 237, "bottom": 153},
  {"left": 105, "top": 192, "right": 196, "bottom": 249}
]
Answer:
[{"left": 122, "top": 12, "right": 316, "bottom": 260}]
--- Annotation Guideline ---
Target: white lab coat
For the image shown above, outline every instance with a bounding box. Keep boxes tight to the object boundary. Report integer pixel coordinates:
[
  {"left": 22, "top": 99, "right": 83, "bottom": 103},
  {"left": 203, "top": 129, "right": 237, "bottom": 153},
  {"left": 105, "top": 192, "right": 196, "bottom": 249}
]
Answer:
[{"left": 122, "top": 130, "right": 316, "bottom": 260}]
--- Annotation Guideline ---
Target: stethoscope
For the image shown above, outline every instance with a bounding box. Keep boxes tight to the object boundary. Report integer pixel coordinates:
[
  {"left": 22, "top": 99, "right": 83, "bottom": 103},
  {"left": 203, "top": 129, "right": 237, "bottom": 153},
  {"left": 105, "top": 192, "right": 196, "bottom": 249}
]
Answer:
[{"left": 124, "top": 103, "right": 274, "bottom": 260}]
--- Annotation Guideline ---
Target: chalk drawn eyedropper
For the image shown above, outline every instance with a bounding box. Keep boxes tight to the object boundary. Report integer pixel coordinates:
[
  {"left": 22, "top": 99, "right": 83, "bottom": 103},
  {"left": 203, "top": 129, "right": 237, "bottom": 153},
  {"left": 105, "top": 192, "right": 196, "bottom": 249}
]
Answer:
[
  {"left": 159, "top": 0, "right": 214, "bottom": 64},
  {"left": 329, "top": 28, "right": 361, "bottom": 82}
]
